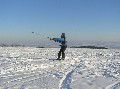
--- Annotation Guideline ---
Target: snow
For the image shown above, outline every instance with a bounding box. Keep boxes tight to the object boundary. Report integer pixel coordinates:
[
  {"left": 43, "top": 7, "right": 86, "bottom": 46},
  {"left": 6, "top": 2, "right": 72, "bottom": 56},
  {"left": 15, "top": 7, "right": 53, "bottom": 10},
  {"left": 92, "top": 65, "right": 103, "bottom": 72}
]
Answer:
[{"left": 0, "top": 47, "right": 120, "bottom": 89}]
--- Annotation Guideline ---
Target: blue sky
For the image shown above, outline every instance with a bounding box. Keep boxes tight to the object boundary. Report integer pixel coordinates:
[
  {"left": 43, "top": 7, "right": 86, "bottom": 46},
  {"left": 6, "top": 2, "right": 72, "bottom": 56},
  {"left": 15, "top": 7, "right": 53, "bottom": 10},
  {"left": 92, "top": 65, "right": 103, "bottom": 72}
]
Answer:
[{"left": 0, "top": 0, "right": 120, "bottom": 45}]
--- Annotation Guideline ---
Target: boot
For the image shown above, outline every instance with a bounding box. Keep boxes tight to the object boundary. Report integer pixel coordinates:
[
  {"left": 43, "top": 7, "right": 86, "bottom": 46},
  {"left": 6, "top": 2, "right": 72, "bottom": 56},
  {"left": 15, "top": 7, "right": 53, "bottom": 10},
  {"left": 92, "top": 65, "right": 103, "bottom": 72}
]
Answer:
[
  {"left": 61, "top": 58, "right": 65, "bottom": 60},
  {"left": 56, "top": 58, "right": 61, "bottom": 60}
]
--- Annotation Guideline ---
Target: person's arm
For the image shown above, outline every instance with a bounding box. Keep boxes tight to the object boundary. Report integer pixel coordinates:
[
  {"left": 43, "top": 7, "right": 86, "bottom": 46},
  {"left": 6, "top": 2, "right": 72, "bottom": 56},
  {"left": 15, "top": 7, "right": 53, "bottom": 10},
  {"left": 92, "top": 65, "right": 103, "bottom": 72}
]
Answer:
[{"left": 50, "top": 38, "right": 64, "bottom": 43}]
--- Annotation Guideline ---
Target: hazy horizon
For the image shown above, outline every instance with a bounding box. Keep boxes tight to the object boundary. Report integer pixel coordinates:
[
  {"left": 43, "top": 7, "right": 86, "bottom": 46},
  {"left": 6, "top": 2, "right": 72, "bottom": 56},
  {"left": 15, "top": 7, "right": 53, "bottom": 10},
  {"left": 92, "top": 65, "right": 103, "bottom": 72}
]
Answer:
[{"left": 0, "top": 0, "right": 120, "bottom": 46}]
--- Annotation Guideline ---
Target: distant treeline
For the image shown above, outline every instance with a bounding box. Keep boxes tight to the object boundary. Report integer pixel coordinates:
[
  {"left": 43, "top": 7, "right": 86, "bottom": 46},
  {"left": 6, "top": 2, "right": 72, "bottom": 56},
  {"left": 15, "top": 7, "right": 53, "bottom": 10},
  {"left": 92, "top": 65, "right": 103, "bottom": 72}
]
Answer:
[
  {"left": 70, "top": 46, "right": 108, "bottom": 49},
  {"left": 0, "top": 44, "right": 108, "bottom": 49},
  {"left": 36, "top": 46, "right": 45, "bottom": 48},
  {"left": 0, "top": 44, "right": 46, "bottom": 48},
  {"left": 0, "top": 44, "right": 25, "bottom": 47}
]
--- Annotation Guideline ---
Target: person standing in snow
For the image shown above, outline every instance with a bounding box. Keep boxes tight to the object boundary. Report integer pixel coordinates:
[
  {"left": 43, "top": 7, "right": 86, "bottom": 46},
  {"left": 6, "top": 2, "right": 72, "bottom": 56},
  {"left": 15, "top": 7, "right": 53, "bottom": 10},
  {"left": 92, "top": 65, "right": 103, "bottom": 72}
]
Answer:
[{"left": 50, "top": 33, "right": 67, "bottom": 60}]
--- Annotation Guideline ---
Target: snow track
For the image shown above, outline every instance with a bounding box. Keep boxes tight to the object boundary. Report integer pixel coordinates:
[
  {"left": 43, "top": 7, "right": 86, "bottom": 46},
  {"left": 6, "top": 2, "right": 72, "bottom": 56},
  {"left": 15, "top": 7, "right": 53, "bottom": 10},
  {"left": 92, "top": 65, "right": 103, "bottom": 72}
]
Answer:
[
  {"left": 0, "top": 47, "right": 120, "bottom": 89},
  {"left": 105, "top": 81, "right": 120, "bottom": 89},
  {"left": 59, "top": 63, "right": 81, "bottom": 89}
]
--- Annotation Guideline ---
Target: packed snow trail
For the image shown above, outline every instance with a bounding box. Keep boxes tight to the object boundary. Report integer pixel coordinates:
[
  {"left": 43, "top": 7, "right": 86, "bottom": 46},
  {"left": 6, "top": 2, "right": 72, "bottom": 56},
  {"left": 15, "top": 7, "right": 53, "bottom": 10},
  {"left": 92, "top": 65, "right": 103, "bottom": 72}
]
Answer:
[
  {"left": 105, "top": 81, "right": 120, "bottom": 89},
  {"left": 0, "top": 47, "right": 120, "bottom": 89},
  {"left": 59, "top": 63, "right": 82, "bottom": 89}
]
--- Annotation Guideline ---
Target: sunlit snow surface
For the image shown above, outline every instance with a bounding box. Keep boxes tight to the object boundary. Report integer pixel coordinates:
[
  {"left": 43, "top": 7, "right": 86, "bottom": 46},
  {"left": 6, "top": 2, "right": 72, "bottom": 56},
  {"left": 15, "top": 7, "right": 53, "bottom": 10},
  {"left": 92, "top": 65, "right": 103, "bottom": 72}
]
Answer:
[{"left": 0, "top": 47, "right": 120, "bottom": 89}]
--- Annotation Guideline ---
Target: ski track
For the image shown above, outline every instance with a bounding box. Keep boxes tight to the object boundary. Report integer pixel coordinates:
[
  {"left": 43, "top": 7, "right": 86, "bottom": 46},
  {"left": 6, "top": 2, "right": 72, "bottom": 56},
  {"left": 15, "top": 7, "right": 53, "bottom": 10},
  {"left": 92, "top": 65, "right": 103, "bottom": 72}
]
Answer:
[
  {"left": 105, "top": 81, "right": 120, "bottom": 89},
  {"left": 59, "top": 63, "right": 81, "bottom": 89},
  {"left": 0, "top": 47, "right": 120, "bottom": 89}
]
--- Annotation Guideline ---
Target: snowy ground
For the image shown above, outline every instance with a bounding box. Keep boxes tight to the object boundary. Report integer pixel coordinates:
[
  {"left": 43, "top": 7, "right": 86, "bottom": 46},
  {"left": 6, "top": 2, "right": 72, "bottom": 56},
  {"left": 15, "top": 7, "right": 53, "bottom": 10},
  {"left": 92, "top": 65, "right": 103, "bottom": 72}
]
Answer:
[{"left": 0, "top": 47, "right": 120, "bottom": 89}]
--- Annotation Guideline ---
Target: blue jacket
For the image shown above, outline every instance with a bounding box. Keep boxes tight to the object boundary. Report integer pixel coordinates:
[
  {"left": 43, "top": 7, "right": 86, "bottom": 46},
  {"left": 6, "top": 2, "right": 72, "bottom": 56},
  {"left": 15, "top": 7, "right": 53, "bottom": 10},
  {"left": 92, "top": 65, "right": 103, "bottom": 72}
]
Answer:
[{"left": 53, "top": 38, "right": 67, "bottom": 47}]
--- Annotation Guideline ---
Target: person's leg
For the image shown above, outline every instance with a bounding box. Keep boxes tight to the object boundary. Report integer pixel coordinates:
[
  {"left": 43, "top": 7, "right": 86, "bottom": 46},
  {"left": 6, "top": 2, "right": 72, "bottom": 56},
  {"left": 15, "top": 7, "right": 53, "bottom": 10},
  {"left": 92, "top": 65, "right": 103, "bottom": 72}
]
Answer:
[
  {"left": 58, "top": 47, "right": 62, "bottom": 59},
  {"left": 62, "top": 47, "right": 66, "bottom": 59},
  {"left": 62, "top": 52, "right": 65, "bottom": 59}
]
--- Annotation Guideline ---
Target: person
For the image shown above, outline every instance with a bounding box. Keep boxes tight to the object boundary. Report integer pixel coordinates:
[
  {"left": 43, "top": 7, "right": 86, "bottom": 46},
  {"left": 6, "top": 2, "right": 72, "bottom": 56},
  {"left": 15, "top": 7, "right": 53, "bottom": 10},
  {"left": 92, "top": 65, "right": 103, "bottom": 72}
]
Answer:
[{"left": 50, "top": 33, "right": 67, "bottom": 60}]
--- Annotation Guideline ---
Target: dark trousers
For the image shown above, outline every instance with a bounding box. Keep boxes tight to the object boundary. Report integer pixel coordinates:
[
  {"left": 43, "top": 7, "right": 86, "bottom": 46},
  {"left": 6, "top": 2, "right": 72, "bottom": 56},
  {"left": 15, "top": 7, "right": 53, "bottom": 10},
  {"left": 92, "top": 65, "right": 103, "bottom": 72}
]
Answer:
[{"left": 58, "top": 46, "right": 66, "bottom": 59}]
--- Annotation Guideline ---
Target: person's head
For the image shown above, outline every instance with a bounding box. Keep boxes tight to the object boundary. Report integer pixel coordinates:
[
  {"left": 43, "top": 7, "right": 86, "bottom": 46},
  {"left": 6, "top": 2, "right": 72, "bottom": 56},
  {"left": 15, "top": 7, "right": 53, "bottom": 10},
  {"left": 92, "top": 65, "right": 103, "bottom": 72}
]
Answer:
[
  {"left": 62, "top": 33, "right": 65, "bottom": 35},
  {"left": 61, "top": 33, "right": 65, "bottom": 38}
]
